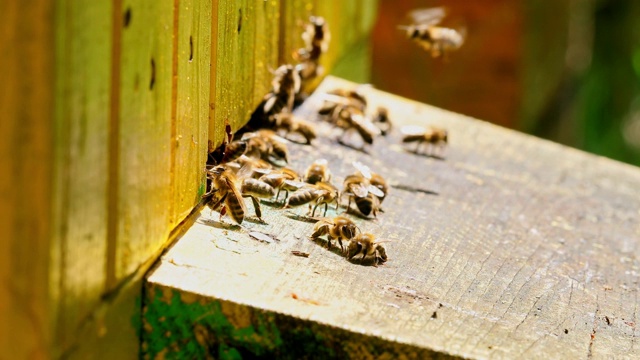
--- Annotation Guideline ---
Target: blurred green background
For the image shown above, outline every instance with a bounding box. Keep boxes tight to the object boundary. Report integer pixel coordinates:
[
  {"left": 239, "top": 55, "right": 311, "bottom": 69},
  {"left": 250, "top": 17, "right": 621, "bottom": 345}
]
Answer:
[{"left": 357, "top": 0, "right": 640, "bottom": 167}]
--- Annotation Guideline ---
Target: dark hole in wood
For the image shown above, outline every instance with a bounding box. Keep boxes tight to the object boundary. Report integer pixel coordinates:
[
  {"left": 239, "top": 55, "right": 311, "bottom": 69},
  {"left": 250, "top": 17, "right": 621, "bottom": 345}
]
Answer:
[
  {"left": 237, "top": 8, "right": 242, "bottom": 33},
  {"left": 564, "top": 329, "right": 569, "bottom": 334},
  {"left": 431, "top": 311, "right": 437, "bottom": 319},
  {"left": 149, "top": 58, "right": 156, "bottom": 90},
  {"left": 189, "top": 35, "right": 194, "bottom": 61},
  {"left": 123, "top": 8, "right": 131, "bottom": 28}
]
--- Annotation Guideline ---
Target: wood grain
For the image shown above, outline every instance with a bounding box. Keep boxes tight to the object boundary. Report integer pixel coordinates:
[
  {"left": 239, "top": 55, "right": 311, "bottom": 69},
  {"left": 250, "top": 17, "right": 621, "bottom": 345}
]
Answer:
[
  {"left": 171, "top": 0, "right": 211, "bottom": 225},
  {"left": 115, "top": 0, "right": 174, "bottom": 284},
  {"left": 52, "top": 0, "right": 113, "bottom": 354},
  {"left": 145, "top": 76, "right": 640, "bottom": 358},
  {"left": 0, "top": 0, "right": 55, "bottom": 358}
]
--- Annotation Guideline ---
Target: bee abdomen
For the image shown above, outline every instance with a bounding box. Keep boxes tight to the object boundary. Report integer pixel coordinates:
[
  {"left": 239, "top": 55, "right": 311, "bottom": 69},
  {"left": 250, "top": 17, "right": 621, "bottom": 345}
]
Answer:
[
  {"left": 225, "top": 194, "right": 245, "bottom": 224},
  {"left": 287, "top": 189, "right": 317, "bottom": 207},
  {"left": 241, "top": 178, "right": 276, "bottom": 198},
  {"left": 354, "top": 196, "right": 373, "bottom": 216},
  {"left": 402, "top": 134, "right": 425, "bottom": 143}
]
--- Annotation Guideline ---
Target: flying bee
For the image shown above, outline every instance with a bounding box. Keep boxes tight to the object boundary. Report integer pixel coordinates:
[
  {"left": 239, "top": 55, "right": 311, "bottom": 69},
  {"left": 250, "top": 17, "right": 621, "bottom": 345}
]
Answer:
[
  {"left": 271, "top": 113, "right": 317, "bottom": 144},
  {"left": 285, "top": 182, "right": 339, "bottom": 217},
  {"left": 203, "top": 165, "right": 246, "bottom": 224},
  {"left": 242, "top": 130, "right": 289, "bottom": 165},
  {"left": 310, "top": 216, "right": 358, "bottom": 253},
  {"left": 347, "top": 233, "right": 388, "bottom": 266},
  {"left": 372, "top": 106, "right": 392, "bottom": 136},
  {"left": 263, "top": 64, "right": 301, "bottom": 117},
  {"left": 233, "top": 155, "right": 273, "bottom": 178},
  {"left": 399, "top": 7, "right": 465, "bottom": 59},
  {"left": 401, "top": 125, "right": 448, "bottom": 156},
  {"left": 304, "top": 159, "right": 331, "bottom": 184}
]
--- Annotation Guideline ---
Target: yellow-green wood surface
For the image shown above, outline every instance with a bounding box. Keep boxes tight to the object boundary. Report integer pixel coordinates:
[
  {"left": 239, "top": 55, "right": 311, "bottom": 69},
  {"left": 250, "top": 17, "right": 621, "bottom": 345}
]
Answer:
[
  {"left": 145, "top": 76, "right": 640, "bottom": 359},
  {"left": 0, "top": 0, "right": 55, "bottom": 358},
  {"left": 52, "top": 0, "right": 113, "bottom": 356}
]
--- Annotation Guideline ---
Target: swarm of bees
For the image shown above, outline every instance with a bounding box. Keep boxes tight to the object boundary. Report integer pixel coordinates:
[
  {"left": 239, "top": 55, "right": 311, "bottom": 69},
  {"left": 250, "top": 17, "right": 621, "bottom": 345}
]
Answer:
[
  {"left": 399, "top": 7, "right": 466, "bottom": 59},
  {"left": 202, "top": 11, "right": 462, "bottom": 267}
]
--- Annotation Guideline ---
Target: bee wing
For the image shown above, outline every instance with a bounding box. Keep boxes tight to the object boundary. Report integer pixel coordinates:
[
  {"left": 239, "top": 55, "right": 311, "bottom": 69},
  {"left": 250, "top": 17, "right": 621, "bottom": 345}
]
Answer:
[
  {"left": 352, "top": 161, "right": 372, "bottom": 179},
  {"left": 319, "top": 93, "right": 353, "bottom": 106},
  {"left": 349, "top": 182, "right": 369, "bottom": 198},
  {"left": 262, "top": 173, "right": 286, "bottom": 181},
  {"left": 285, "top": 180, "right": 309, "bottom": 190},
  {"left": 409, "top": 7, "right": 447, "bottom": 26},
  {"left": 400, "top": 125, "right": 427, "bottom": 136},
  {"left": 225, "top": 176, "right": 247, "bottom": 213},
  {"left": 351, "top": 114, "right": 381, "bottom": 137},
  {"left": 368, "top": 185, "right": 385, "bottom": 198}
]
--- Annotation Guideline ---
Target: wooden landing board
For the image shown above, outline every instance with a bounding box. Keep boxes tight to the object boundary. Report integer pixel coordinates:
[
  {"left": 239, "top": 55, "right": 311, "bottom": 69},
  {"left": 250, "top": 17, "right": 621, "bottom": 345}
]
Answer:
[{"left": 143, "top": 76, "right": 640, "bottom": 359}]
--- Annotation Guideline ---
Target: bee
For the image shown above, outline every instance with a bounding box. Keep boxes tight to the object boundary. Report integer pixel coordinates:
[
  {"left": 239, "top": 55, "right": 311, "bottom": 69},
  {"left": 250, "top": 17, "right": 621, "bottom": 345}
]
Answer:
[
  {"left": 203, "top": 165, "right": 246, "bottom": 224},
  {"left": 240, "top": 178, "right": 276, "bottom": 221},
  {"left": 347, "top": 233, "right": 388, "bottom": 266},
  {"left": 401, "top": 125, "right": 448, "bottom": 156},
  {"left": 233, "top": 155, "right": 273, "bottom": 178},
  {"left": 326, "top": 88, "right": 368, "bottom": 111},
  {"left": 342, "top": 162, "right": 386, "bottom": 217},
  {"left": 207, "top": 121, "right": 247, "bottom": 166},
  {"left": 310, "top": 216, "right": 358, "bottom": 253},
  {"left": 304, "top": 159, "right": 331, "bottom": 184},
  {"left": 285, "top": 182, "right": 339, "bottom": 217},
  {"left": 399, "top": 7, "right": 465, "bottom": 58},
  {"left": 271, "top": 113, "right": 317, "bottom": 144},
  {"left": 294, "top": 16, "right": 330, "bottom": 82},
  {"left": 242, "top": 130, "right": 289, "bottom": 165},
  {"left": 372, "top": 106, "right": 392, "bottom": 136},
  {"left": 263, "top": 64, "right": 301, "bottom": 117},
  {"left": 259, "top": 167, "right": 305, "bottom": 202},
  {"left": 319, "top": 103, "right": 381, "bottom": 146}
]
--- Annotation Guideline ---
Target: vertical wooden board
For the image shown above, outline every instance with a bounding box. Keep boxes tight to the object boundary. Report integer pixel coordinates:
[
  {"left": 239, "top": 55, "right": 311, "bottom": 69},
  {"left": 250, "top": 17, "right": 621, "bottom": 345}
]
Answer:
[
  {"left": 253, "top": 0, "right": 281, "bottom": 108},
  {"left": 116, "top": 0, "right": 174, "bottom": 282},
  {"left": 172, "top": 0, "right": 212, "bottom": 225},
  {"left": 52, "top": 0, "right": 112, "bottom": 353},
  {"left": 0, "top": 0, "right": 54, "bottom": 358},
  {"left": 209, "top": 0, "right": 256, "bottom": 148}
]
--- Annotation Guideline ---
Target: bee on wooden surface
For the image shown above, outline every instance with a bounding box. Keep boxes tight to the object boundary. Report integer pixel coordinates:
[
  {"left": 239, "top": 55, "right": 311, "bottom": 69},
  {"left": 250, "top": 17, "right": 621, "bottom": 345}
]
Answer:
[
  {"left": 285, "top": 182, "right": 339, "bottom": 217},
  {"left": 325, "top": 88, "right": 368, "bottom": 111},
  {"left": 372, "top": 106, "right": 392, "bottom": 136},
  {"left": 342, "top": 162, "right": 386, "bottom": 217},
  {"left": 233, "top": 155, "right": 273, "bottom": 179},
  {"left": 259, "top": 167, "right": 305, "bottom": 202},
  {"left": 203, "top": 165, "right": 246, "bottom": 224},
  {"left": 242, "top": 130, "right": 290, "bottom": 165},
  {"left": 319, "top": 102, "right": 381, "bottom": 146},
  {"left": 399, "top": 7, "right": 465, "bottom": 59},
  {"left": 347, "top": 233, "right": 388, "bottom": 266},
  {"left": 304, "top": 159, "right": 331, "bottom": 185},
  {"left": 401, "top": 125, "right": 448, "bottom": 156},
  {"left": 310, "top": 216, "right": 358, "bottom": 253},
  {"left": 263, "top": 64, "right": 301, "bottom": 117},
  {"left": 207, "top": 121, "right": 247, "bottom": 166},
  {"left": 240, "top": 178, "right": 276, "bottom": 221},
  {"left": 271, "top": 113, "right": 317, "bottom": 144}
]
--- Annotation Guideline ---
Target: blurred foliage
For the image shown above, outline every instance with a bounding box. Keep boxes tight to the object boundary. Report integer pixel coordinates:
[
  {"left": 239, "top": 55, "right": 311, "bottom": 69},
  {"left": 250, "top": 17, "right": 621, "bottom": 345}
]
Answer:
[{"left": 531, "top": 0, "right": 640, "bottom": 166}]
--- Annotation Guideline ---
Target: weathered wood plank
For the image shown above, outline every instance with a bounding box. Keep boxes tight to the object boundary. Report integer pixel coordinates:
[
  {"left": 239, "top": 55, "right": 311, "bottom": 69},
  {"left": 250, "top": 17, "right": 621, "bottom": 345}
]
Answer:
[
  {"left": 114, "top": 0, "right": 174, "bottom": 284},
  {"left": 253, "top": 0, "right": 281, "bottom": 109},
  {"left": 144, "top": 76, "right": 640, "bottom": 358},
  {"left": 171, "top": 0, "right": 211, "bottom": 225},
  {"left": 0, "top": 1, "right": 55, "bottom": 358},
  {"left": 52, "top": 0, "right": 113, "bottom": 355}
]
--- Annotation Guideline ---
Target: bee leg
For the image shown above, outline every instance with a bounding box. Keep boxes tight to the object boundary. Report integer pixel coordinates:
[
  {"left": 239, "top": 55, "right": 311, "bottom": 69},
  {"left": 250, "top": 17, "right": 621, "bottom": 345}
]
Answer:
[
  {"left": 219, "top": 205, "right": 227, "bottom": 221},
  {"left": 244, "top": 195, "right": 263, "bottom": 221},
  {"left": 338, "top": 238, "right": 345, "bottom": 254},
  {"left": 274, "top": 188, "right": 281, "bottom": 202},
  {"left": 323, "top": 202, "right": 328, "bottom": 217}
]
